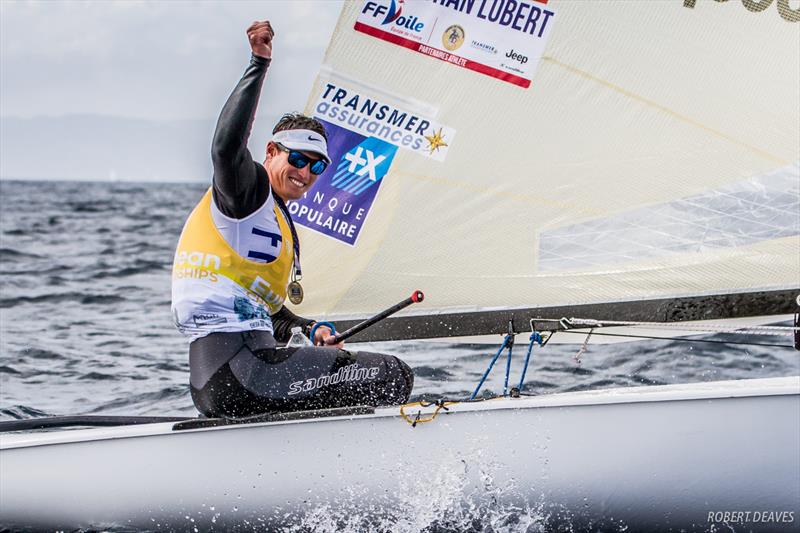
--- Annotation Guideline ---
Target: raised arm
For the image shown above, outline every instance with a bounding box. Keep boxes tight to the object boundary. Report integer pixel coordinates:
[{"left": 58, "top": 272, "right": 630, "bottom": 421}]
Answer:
[{"left": 211, "top": 21, "right": 275, "bottom": 219}]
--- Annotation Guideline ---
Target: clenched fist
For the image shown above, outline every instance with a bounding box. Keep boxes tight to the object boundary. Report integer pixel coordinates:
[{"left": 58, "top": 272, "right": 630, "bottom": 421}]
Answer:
[{"left": 247, "top": 20, "right": 274, "bottom": 59}]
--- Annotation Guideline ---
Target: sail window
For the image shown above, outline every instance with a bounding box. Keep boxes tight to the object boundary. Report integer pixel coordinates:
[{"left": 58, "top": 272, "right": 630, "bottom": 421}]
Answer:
[{"left": 538, "top": 164, "right": 800, "bottom": 271}]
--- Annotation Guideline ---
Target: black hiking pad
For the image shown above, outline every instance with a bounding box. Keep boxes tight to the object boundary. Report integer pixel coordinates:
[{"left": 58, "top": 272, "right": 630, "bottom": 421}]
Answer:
[
  {"left": 0, "top": 415, "right": 191, "bottom": 433},
  {"left": 172, "top": 405, "right": 376, "bottom": 431},
  {"left": 0, "top": 407, "right": 376, "bottom": 433}
]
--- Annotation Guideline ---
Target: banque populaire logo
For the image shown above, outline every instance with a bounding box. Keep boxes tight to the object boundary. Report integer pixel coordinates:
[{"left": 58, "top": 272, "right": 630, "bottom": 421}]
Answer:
[{"left": 287, "top": 121, "right": 398, "bottom": 246}]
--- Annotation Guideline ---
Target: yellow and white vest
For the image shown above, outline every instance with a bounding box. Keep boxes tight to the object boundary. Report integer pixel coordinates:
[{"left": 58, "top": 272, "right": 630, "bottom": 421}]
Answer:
[{"left": 171, "top": 189, "right": 294, "bottom": 339}]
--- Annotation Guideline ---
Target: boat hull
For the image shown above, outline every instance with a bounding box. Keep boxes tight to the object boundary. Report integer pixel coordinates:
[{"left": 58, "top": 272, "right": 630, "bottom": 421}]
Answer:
[{"left": 1, "top": 377, "right": 798, "bottom": 531}]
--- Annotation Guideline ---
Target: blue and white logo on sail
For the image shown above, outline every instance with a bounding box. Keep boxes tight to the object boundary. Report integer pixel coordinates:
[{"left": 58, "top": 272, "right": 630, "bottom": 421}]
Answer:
[
  {"left": 287, "top": 121, "right": 398, "bottom": 246},
  {"left": 330, "top": 137, "right": 396, "bottom": 196}
]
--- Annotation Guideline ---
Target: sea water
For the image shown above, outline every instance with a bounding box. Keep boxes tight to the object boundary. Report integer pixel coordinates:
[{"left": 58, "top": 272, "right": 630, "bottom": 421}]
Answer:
[{"left": 1, "top": 179, "right": 797, "bottom": 532}]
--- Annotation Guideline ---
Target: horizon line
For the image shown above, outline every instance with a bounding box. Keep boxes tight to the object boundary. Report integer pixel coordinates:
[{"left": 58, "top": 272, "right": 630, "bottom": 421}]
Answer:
[{"left": 0, "top": 176, "right": 210, "bottom": 184}]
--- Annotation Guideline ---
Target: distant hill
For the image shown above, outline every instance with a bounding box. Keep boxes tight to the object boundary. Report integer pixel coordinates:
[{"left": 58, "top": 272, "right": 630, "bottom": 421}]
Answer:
[{"left": 0, "top": 114, "right": 279, "bottom": 182}]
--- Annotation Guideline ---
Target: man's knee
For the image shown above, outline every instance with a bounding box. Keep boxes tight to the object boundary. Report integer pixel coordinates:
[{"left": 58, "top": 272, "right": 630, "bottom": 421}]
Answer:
[
  {"left": 350, "top": 351, "right": 413, "bottom": 406},
  {"left": 388, "top": 355, "right": 414, "bottom": 403}
]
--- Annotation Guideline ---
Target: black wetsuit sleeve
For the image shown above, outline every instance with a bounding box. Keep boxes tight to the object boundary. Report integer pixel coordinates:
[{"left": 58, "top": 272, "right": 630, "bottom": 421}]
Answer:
[
  {"left": 211, "top": 54, "right": 272, "bottom": 219},
  {"left": 210, "top": 56, "right": 316, "bottom": 341},
  {"left": 271, "top": 306, "right": 315, "bottom": 343}
]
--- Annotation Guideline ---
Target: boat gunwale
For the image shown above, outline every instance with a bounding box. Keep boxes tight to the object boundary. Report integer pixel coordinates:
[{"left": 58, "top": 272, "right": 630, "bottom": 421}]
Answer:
[{"left": 1, "top": 376, "right": 797, "bottom": 450}]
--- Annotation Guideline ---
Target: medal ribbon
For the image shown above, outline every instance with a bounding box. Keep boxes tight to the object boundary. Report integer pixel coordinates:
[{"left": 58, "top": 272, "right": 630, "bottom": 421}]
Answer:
[{"left": 273, "top": 194, "right": 301, "bottom": 281}]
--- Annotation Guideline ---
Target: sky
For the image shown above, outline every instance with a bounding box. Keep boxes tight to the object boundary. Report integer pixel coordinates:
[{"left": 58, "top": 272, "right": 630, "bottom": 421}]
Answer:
[
  {"left": 0, "top": 0, "right": 344, "bottom": 120},
  {"left": 0, "top": 0, "right": 344, "bottom": 181}
]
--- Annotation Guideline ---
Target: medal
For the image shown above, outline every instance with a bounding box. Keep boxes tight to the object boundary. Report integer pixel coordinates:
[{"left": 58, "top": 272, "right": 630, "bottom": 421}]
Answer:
[
  {"left": 288, "top": 280, "right": 304, "bottom": 305},
  {"left": 275, "top": 194, "right": 304, "bottom": 305}
]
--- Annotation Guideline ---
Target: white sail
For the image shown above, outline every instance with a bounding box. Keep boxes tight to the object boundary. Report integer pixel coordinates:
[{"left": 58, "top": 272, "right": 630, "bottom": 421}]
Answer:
[{"left": 285, "top": 0, "right": 800, "bottom": 321}]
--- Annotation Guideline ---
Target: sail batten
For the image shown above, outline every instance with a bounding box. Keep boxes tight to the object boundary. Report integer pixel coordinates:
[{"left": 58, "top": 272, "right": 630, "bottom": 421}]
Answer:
[{"left": 285, "top": 0, "right": 799, "bottom": 330}]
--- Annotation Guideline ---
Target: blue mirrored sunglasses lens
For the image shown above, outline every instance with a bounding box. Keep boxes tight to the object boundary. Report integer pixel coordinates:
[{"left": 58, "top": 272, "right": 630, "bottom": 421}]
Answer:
[
  {"left": 310, "top": 160, "right": 328, "bottom": 175},
  {"left": 286, "top": 151, "right": 309, "bottom": 169},
  {"left": 287, "top": 150, "right": 327, "bottom": 175}
]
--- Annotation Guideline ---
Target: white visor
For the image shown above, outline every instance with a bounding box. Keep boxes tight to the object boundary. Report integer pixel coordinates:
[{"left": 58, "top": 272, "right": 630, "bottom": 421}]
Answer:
[{"left": 272, "top": 129, "right": 331, "bottom": 165}]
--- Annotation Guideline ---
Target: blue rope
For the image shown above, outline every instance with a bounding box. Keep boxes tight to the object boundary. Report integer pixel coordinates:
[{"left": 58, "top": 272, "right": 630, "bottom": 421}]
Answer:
[
  {"left": 518, "top": 331, "right": 543, "bottom": 392},
  {"left": 470, "top": 334, "right": 511, "bottom": 400},
  {"left": 503, "top": 339, "right": 514, "bottom": 396}
]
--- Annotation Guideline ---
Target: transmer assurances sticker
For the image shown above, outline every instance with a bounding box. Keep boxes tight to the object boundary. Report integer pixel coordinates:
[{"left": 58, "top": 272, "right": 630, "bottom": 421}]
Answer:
[
  {"left": 293, "top": 79, "right": 457, "bottom": 245},
  {"left": 313, "top": 82, "right": 455, "bottom": 162}
]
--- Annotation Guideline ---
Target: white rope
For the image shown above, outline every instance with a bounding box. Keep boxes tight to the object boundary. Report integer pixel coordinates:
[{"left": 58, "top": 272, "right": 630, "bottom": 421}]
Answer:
[
  {"left": 560, "top": 318, "right": 797, "bottom": 337},
  {"left": 573, "top": 328, "right": 594, "bottom": 365}
]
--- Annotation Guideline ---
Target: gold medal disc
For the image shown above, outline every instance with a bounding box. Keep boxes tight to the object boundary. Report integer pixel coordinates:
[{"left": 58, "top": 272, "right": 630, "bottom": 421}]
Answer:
[{"left": 288, "top": 281, "right": 304, "bottom": 305}]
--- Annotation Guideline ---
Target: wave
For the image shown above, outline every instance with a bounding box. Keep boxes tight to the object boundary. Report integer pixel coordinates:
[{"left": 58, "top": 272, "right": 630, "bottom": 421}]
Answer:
[
  {"left": 627, "top": 374, "right": 668, "bottom": 386},
  {"left": 0, "top": 265, "right": 72, "bottom": 276},
  {"left": 67, "top": 200, "right": 118, "bottom": 213},
  {"left": 20, "top": 348, "right": 64, "bottom": 360},
  {"left": 0, "top": 248, "right": 43, "bottom": 261},
  {"left": 122, "top": 241, "right": 171, "bottom": 254},
  {"left": 538, "top": 364, "right": 595, "bottom": 376},
  {"left": 88, "top": 385, "right": 189, "bottom": 413},
  {"left": 411, "top": 365, "right": 454, "bottom": 381},
  {"left": 0, "top": 405, "right": 50, "bottom": 420},
  {"left": 0, "top": 292, "right": 125, "bottom": 308},
  {"left": 92, "top": 260, "right": 166, "bottom": 279},
  {"left": 79, "top": 371, "right": 117, "bottom": 381},
  {"left": 136, "top": 362, "right": 187, "bottom": 372},
  {"left": 519, "top": 379, "right": 558, "bottom": 390}
]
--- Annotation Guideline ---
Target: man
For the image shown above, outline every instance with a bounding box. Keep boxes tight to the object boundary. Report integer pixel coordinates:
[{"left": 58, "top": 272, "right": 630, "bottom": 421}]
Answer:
[{"left": 171, "top": 21, "right": 413, "bottom": 418}]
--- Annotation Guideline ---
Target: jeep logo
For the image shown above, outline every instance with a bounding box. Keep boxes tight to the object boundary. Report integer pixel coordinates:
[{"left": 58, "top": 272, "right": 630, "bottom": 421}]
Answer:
[{"left": 505, "top": 49, "right": 528, "bottom": 65}]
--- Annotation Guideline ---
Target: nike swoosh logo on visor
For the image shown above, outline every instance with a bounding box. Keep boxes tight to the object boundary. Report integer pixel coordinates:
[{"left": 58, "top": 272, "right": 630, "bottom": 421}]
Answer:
[{"left": 308, "top": 136, "right": 320, "bottom": 142}]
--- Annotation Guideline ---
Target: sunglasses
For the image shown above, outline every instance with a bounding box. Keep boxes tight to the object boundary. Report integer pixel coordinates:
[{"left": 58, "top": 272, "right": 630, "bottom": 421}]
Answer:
[{"left": 275, "top": 143, "right": 328, "bottom": 175}]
